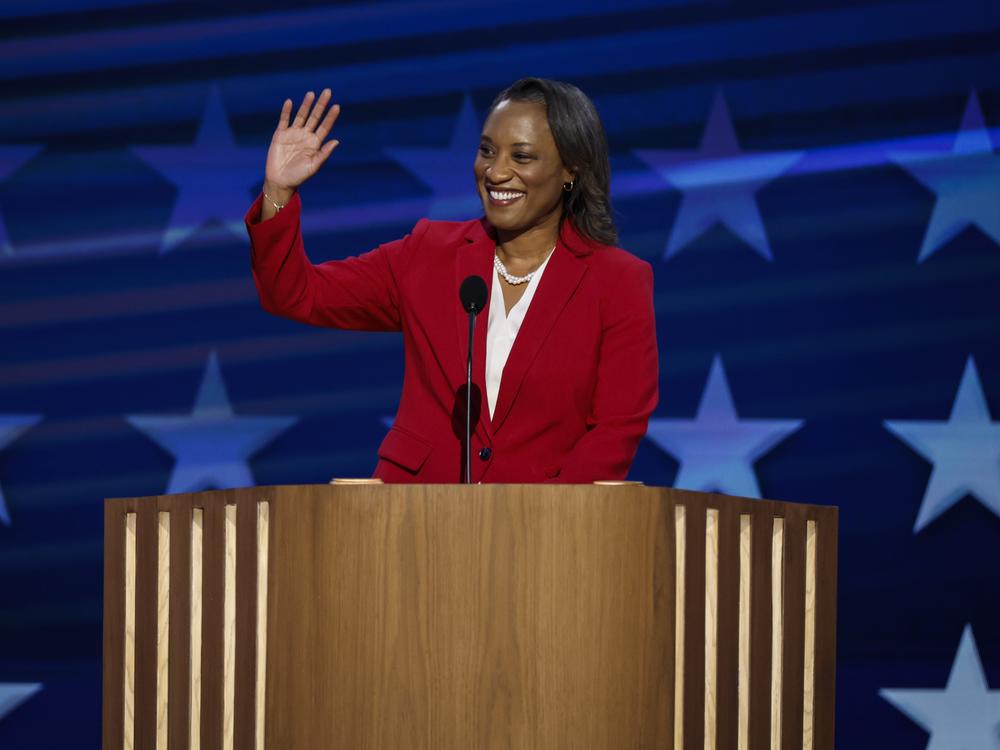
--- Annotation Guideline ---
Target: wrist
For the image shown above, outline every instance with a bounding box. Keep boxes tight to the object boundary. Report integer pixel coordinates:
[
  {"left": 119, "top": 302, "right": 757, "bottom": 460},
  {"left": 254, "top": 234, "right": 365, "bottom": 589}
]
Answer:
[{"left": 262, "top": 181, "right": 295, "bottom": 205}]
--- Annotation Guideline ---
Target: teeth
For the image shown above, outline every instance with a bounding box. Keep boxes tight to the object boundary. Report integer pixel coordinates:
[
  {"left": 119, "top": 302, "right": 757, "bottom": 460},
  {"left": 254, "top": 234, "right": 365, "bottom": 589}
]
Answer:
[{"left": 489, "top": 190, "right": 524, "bottom": 201}]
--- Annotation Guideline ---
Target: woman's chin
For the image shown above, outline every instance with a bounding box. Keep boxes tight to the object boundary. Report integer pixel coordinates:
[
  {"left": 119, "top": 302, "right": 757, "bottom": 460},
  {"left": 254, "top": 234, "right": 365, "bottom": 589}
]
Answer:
[{"left": 482, "top": 207, "right": 520, "bottom": 230}]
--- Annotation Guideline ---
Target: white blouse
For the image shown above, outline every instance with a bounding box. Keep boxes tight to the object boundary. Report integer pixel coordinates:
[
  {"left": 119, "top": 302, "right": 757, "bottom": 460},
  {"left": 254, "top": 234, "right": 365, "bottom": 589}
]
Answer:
[{"left": 485, "top": 250, "right": 554, "bottom": 419}]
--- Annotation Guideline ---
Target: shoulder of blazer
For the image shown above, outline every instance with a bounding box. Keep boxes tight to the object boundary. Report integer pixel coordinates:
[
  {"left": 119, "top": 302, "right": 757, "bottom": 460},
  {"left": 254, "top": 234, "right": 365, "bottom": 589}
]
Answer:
[
  {"left": 557, "top": 219, "right": 652, "bottom": 281},
  {"left": 385, "top": 218, "right": 478, "bottom": 272},
  {"left": 587, "top": 243, "right": 653, "bottom": 278},
  {"left": 557, "top": 220, "right": 654, "bottom": 281},
  {"left": 407, "top": 217, "right": 486, "bottom": 247}
]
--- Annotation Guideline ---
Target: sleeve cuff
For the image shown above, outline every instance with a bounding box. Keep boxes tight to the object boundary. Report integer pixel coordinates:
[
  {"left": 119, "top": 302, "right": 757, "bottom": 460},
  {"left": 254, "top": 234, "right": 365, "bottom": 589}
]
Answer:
[{"left": 245, "top": 190, "right": 301, "bottom": 234}]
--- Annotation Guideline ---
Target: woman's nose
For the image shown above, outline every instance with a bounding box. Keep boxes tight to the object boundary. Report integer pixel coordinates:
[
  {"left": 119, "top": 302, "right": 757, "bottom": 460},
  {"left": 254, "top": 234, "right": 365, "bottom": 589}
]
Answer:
[{"left": 485, "top": 163, "right": 512, "bottom": 182}]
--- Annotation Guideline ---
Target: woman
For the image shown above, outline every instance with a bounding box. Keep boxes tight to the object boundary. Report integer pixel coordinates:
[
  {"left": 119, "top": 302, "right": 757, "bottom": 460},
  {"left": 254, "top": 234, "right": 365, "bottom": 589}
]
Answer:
[{"left": 246, "top": 78, "right": 658, "bottom": 483}]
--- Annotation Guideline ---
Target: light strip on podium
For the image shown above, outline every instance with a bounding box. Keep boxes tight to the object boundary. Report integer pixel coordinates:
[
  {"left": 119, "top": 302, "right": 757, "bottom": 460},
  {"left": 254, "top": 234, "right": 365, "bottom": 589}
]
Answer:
[
  {"left": 738, "top": 513, "right": 751, "bottom": 750},
  {"left": 124, "top": 513, "right": 136, "bottom": 750},
  {"left": 256, "top": 501, "right": 270, "bottom": 750},
  {"left": 704, "top": 508, "right": 720, "bottom": 750},
  {"left": 189, "top": 509, "right": 203, "bottom": 750},
  {"left": 223, "top": 504, "right": 237, "bottom": 750},
  {"left": 803, "top": 520, "right": 818, "bottom": 750},
  {"left": 156, "top": 512, "right": 170, "bottom": 750},
  {"left": 673, "top": 504, "right": 686, "bottom": 749},
  {"left": 770, "top": 517, "right": 785, "bottom": 750}
]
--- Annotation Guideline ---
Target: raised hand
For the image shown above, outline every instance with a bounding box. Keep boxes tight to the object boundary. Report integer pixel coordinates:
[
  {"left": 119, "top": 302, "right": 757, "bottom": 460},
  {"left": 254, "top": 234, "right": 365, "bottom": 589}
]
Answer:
[{"left": 264, "top": 89, "right": 340, "bottom": 196}]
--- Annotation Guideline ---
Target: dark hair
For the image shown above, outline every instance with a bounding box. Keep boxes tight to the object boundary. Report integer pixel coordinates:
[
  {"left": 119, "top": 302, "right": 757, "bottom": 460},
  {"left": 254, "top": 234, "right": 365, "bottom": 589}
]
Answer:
[{"left": 490, "top": 77, "right": 617, "bottom": 246}]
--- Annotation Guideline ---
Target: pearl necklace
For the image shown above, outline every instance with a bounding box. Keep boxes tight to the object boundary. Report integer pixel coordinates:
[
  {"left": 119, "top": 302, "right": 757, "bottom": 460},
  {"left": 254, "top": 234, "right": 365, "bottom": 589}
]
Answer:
[{"left": 494, "top": 246, "right": 555, "bottom": 286}]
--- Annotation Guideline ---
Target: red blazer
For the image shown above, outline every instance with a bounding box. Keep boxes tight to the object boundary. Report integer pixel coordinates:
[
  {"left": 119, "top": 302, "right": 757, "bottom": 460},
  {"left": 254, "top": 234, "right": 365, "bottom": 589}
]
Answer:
[{"left": 245, "top": 193, "right": 658, "bottom": 483}]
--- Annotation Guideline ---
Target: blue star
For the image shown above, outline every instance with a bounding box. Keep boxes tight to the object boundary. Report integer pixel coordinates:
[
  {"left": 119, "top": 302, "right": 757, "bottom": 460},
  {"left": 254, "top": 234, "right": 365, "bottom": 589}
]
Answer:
[
  {"left": 645, "top": 356, "right": 804, "bottom": 498},
  {"left": 0, "top": 146, "right": 44, "bottom": 256},
  {"left": 0, "top": 682, "right": 42, "bottom": 723},
  {"left": 126, "top": 352, "right": 298, "bottom": 494},
  {"left": 132, "top": 86, "right": 261, "bottom": 254},
  {"left": 634, "top": 91, "right": 803, "bottom": 262},
  {"left": 385, "top": 94, "right": 482, "bottom": 220},
  {"left": 890, "top": 91, "right": 1000, "bottom": 262},
  {"left": 884, "top": 356, "right": 1000, "bottom": 533},
  {"left": 881, "top": 625, "right": 1000, "bottom": 750},
  {"left": 0, "top": 414, "right": 42, "bottom": 526}
]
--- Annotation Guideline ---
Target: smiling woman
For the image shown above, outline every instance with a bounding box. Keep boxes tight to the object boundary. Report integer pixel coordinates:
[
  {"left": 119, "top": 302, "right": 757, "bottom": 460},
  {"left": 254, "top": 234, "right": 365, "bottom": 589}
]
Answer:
[{"left": 246, "top": 77, "right": 658, "bottom": 484}]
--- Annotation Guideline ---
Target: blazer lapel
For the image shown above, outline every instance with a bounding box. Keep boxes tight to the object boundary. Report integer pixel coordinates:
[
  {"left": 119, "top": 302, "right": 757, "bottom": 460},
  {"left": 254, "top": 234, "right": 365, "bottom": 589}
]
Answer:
[
  {"left": 455, "top": 221, "right": 496, "bottom": 442},
  {"left": 491, "top": 243, "right": 589, "bottom": 433}
]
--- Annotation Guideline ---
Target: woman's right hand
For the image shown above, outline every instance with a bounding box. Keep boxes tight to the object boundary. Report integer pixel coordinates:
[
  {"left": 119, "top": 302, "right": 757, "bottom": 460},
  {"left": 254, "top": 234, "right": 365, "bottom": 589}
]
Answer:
[{"left": 263, "top": 88, "right": 341, "bottom": 200}]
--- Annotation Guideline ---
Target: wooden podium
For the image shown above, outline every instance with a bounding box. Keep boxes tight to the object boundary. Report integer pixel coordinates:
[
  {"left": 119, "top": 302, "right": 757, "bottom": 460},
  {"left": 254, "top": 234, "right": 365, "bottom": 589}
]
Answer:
[{"left": 103, "top": 484, "right": 837, "bottom": 749}]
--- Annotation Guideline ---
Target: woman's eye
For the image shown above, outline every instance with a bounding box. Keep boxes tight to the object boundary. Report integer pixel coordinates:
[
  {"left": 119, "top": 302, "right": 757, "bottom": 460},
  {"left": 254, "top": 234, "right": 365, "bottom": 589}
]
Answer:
[
  {"left": 478, "top": 145, "right": 492, "bottom": 156},
  {"left": 514, "top": 153, "right": 532, "bottom": 161}
]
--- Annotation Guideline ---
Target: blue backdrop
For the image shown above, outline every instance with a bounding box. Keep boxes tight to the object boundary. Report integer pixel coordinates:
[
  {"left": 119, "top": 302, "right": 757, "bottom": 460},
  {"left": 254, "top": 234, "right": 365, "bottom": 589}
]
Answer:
[{"left": 1, "top": 0, "right": 999, "bottom": 746}]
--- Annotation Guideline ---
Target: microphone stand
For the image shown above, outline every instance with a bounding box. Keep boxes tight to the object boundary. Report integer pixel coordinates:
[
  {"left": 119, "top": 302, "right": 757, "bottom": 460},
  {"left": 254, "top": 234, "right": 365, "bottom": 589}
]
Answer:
[
  {"left": 465, "top": 308, "right": 475, "bottom": 484},
  {"left": 459, "top": 275, "right": 487, "bottom": 484}
]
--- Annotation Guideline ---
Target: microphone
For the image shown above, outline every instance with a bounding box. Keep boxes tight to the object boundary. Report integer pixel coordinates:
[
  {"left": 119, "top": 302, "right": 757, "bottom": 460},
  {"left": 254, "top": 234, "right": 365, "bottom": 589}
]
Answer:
[
  {"left": 460, "top": 276, "right": 488, "bottom": 315},
  {"left": 459, "top": 275, "right": 488, "bottom": 483}
]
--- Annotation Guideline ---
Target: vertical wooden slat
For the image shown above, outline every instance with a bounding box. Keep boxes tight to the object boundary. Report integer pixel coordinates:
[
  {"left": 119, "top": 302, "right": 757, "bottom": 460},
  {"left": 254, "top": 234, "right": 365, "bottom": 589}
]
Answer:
[
  {"left": 802, "top": 520, "right": 818, "bottom": 750},
  {"left": 674, "top": 504, "right": 686, "bottom": 750},
  {"left": 770, "top": 518, "right": 785, "bottom": 750},
  {"left": 235, "top": 499, "right": 259, "bottom": 750},
  {"left": 781, "top": 510, "right": 807, "bottom": 750},
  {"left": 201, "top": 501, "right": 226, "bottom": 750},
  {"left": 684, "top": 502, "right": 707, "bottom": 749},
  {"left": 124, "top": 512, "right": 137, "bottom": 750},
  {"left": 168, "top": 500, "right": 192, "bottom": 750},
  {"left": 255, "top": 501, "right": 270, "bottom": 750},
  {"left": 103, "top": 504, "right": 126, "bottom": 750},
  {"left": 704, "top": 508, "right": 720, "bottom": 750},
  {"left": 134, "top": 504, "right": 159, "bottom": 750},
  {"left": 747, "top": 504, "right": 774, "bottom": 748},
  {"left": 812, "top": 514, "right": 838, "bottom": 750},
  {"left": 156, "top": 512, "right": 170, "bottom": 750},
  {"left": 714, "top": 508, "right": 740, "bottom": 750},
  {"left": 737, "top": 514, "right": 752, "bottom": 750},
  {"left": 223, "top": 504, "right": 238, "bottom": 750},
  {"left": 190, "top": 508, "right": 204, "bottom": 750}
]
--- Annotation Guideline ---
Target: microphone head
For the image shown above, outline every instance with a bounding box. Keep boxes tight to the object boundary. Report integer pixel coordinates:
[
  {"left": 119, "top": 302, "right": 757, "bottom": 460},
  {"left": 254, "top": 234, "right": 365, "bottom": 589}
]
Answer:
[{"left": 459, "top": 275, "right": 488, "bottom": 315}]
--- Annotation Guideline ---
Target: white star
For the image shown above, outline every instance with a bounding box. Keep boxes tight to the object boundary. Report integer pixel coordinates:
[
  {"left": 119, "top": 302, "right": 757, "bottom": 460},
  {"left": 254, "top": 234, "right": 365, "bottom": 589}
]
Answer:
[
  {"left": 385, "top": 94, "right": 483, "bottom": 220},
  {"left": 126, "top": 352, "right": 298, "bottom": 494},
  {"left": 646, "top": 355, "right": 803, "bottom": 498},
  {"left": 132, "top": 86, "right": 261, "bottom": 254},
  {"left": 0, "top": 682, "right": 42, "bottom": 723},
  {"left": 0, "top": 414, "right": 42, "bottom": 525},
  {"left": 0, "top": 146, "right": 44, "bottom": 255},
  {"left": 881, "top": 625, "right": 1000, "bottom": 750},
  {"left": 634, "top": 91, "right": 803, "bottom": 262},
  {"left": 890, "top": 90, "right": 1000, "bottom": 262},
  {"left": 884, "top": 356, "right": 1000, "bottom": 532}
]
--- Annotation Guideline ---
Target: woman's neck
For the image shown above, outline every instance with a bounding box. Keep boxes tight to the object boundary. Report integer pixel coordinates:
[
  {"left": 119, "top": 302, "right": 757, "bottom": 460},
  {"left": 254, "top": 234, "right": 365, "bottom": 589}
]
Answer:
[{"left": 496, "top": 218, "right": 560, "bottom": 267}]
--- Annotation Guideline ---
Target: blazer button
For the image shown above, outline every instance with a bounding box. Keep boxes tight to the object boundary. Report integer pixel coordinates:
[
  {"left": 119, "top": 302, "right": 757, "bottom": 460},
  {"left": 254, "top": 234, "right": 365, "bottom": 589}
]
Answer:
[{"left": 478, "top": 447, "right": 492, "bottom": 460}]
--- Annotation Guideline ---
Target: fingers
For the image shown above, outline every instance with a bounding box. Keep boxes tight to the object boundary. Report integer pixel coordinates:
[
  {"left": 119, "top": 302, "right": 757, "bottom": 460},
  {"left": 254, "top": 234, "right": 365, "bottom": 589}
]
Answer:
[
  {"left": 277, "top": 98, "right": 292, "bottom": 129},
  {"left": 314, "top": 102, "right": 341, "bottom": 142},
  {"left": 317, "top": 138, "right": 341, "bottom": 168},
  {"left": 292, "top": 91, "right": 315, "bottom": 128},
  {"left": 305, "top": 88, "right": 332, "bottom": 130},
  {"left": 290, "top": 88, "right": 338, "bottom": 136}
]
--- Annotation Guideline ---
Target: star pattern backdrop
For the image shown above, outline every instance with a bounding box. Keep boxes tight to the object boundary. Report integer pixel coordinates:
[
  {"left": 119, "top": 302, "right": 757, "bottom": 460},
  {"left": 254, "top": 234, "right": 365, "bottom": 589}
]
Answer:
[{"left": 1, "top": 0, "right": 999, "bottom": 747}]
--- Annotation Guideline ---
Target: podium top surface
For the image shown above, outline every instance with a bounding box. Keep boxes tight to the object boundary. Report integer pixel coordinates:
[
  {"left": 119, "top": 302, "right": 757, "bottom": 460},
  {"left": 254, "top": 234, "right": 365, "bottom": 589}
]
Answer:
[{"left": 105, "top": 483, "right": 838, "bottom": 518}]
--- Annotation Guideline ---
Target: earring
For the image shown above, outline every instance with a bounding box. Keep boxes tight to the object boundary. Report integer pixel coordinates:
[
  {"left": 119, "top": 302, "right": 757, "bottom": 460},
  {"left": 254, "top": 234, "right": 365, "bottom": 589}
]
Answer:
[{"left": 562, "top": 180, "right": 574, "bottom": 192}]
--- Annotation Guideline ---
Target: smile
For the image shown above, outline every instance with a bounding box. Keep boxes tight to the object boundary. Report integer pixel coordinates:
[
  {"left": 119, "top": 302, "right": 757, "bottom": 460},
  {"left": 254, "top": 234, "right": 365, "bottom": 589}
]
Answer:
[{"left": 487, "top": 189, "right": 525, "bottom": 205}]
